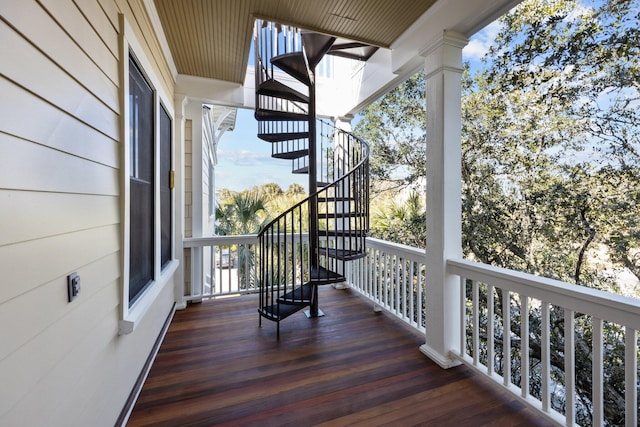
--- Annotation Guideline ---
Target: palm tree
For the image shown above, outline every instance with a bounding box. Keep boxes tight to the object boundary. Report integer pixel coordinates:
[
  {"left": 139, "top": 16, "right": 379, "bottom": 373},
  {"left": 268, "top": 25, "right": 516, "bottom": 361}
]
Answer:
[
  {"left": 215, "top": 190, "right": 268, "bottom": 289},
  {"left": 371, "top": 191, "right": 425, "bottom": 248},
  {"left": 216, "top": 190, "right": 268, "bottom": 235}
]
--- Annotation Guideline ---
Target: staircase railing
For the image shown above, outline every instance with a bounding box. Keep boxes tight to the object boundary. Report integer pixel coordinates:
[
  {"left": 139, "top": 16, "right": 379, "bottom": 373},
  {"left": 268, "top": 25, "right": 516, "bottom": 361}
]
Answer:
[
  {"left": 258, "top": 123, "right": 369, "bottom": 322},
  {"left": 254, "top": 21, "right": 308, "bottom": 123},
  {"left": 253, "top": 18, "right": 369, "bottom": 336}
]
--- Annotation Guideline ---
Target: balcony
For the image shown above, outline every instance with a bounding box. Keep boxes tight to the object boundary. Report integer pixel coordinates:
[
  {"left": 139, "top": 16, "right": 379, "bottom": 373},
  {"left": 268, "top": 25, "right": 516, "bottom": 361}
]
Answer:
[
  {"left": 129, "top": 235, "right": 640, "bottom": 426},
  {"left": 127, "top": 281, "right": 550, "bottom": 426}
]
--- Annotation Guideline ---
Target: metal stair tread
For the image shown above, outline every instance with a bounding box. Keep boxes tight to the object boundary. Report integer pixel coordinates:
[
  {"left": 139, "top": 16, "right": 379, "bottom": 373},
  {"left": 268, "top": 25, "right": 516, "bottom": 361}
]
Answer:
[
  {"left": 317, "top": 247, "right": 367, "bottom": 261},
  {"left": 327, "top": 42, "right": 379, "bottom": 62},
  {"left": 292, "top": 166, "right": 309, "bottom": 174},
  {"left": 258, "top": 131, "right": 309, "bottom": 143},
  {"left": 317, "top": 196, "right": 354, "bottom": 202},
  {"left": 273, "top": 148, "right": 309, "bottom": 160},
  {"left": 272, "top": 52, "right": 311, "bottom": 86},
  {"left": 318, "top": 211, "right": 365, "bottom": 218},
  {"left": 255, "top": 109, "right": 308, "bottom": 122},
  {"left": 257, "top": 79, "right": 309, "bottom": 103},
  {"left": 310, "top": 265, "right": 345, "bottom": 285},
  {"left": 300, "top": 32, "right": 336, "bottom": 70},
  {"left": 278, "top": 283, "right": 313, "bottom": 305},
  {"left": 318, "top": 229, "right": 364, "bottom": 238},
  {"left": 258, "top": 303, "right": 306, "bottom": 321}
]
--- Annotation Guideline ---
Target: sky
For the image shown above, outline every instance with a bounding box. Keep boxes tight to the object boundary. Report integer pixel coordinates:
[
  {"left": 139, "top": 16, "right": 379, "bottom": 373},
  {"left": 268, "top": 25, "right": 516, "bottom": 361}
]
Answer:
[
  {"left": 215, "top": 108, "right": 308, "bottom": 193},
  {"left": 214, "top": 21, "right": 502, "bottom": 193}
]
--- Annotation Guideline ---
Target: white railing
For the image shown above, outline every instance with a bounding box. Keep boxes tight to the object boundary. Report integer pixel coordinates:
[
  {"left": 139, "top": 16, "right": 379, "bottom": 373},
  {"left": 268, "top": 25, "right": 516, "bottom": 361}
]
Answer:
[
  {"left": 448, "top": 258, "right": 640, "bottom": 427},
  {"left": 181, "top": 232, "right": 640, "bottom": 424},
  {"left": 182, "top": 235, "right": 259, "bottom": 301},
  {"left": 347, "top": 237, "right": 427, "bottom": 332},
  {"left": 182, "top": 234, "right": 640, "bottom": 425},
  {"left": 183, "top": 235, "right": 428, "bottom": 331},
  {"left": 182, "top": 233, "right": 314, "bottom": 301}
]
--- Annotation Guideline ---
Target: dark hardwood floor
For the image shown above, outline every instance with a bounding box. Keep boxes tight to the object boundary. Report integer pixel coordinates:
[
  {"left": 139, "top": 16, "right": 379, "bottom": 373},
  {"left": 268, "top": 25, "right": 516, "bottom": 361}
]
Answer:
[{"left": 127, "top": 287, "right": 552, "bottom": 427}]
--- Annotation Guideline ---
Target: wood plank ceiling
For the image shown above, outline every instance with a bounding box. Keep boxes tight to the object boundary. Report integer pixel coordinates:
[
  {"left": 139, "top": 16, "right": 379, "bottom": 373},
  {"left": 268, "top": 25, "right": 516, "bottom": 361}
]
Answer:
[{"left": 153, "top": 0, "right": 437, "bottom": 83}]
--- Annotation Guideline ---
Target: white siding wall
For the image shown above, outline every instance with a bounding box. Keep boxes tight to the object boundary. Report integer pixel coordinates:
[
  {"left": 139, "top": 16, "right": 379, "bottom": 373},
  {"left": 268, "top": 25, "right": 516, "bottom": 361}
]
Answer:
[{"left": 0, "top": 1, "right": 176, "bottom": 425}]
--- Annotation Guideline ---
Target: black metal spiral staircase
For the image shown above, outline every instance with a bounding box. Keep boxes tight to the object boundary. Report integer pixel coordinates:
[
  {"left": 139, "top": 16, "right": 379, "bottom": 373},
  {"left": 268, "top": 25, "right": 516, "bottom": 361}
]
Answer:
[{"left": 254, "top": 20, "right": 370, "bottom": 338}]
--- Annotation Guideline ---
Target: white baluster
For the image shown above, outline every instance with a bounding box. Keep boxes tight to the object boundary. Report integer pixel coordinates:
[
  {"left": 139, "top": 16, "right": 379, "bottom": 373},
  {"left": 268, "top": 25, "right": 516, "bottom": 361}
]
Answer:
[
  {"left": 542, "top": 302, "right": 550, "bottom": 412},
  {"left": 503, "top": 288, "right": 511, "bottom": 387},
  {"left": 521, "top": 295, "right": 529, "bottom": 399},
  {"left": 473, "top": 280, "right": 479, "bottom": 366},
  {"left": 460, "top": 276, "right": 466, "bottom": 358},
  {"left": 487, "top": 284, "right": 494, "bottom": 376},
  {"left": 625, "top": 327, "right": 638, "bottom": 427},
  {"left": 592, "top": 317, "right": 603, "bottom": 426},
  {"left": 565, "top": 308, "right": 575, "bottom": 425}
]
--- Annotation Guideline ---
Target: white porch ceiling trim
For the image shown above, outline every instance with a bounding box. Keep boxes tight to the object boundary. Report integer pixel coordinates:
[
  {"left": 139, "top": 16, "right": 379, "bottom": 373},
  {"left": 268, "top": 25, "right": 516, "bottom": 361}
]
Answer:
[
  {"left": 176, "top": 74, "right": 244, "bottom": 107},
  {"left": 391, "top": 0, "right": 522, "bottom": 74},
  {"left": 143, "top": 0, "right": 178, "bottom": 79}
]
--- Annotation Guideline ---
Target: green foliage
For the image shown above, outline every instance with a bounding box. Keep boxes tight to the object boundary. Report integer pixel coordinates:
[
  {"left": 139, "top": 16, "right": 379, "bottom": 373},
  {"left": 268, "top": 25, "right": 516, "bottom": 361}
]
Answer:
[
  {"left": 215, "top": 190, "right": 268, "bottom": 235},
  {"left": 215, "top": 183, "right": 309, "bottom": 288},
  {"left": 354, "top": 71, "right": 426, "bottom": 191},
  {"left": 370, "top": 192, "right": 426, "bottom": 248},
  {"left": 215, "top": 183, "right": 308, "bottom": 235},
  {"left": 463, "top": 3, "right": 640, "bottom": 423},
  {"left": 356, "top": 1, "right": 640, "bottom": 424}
]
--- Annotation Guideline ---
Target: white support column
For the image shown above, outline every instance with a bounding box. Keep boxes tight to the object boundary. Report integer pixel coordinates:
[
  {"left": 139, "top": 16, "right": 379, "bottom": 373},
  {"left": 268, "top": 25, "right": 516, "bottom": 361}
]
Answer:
[
  {"left": 187, "top": 101, "right": 205, "bottom": 238},
  {"left": 174, "top": 94, "right": 187, "bottom": 309},
  {"left": 419, "top": 31, "right": 468, "bottom": 369},
  {"left": 186, "top": 101, "right": 205, "bottom": 295}
]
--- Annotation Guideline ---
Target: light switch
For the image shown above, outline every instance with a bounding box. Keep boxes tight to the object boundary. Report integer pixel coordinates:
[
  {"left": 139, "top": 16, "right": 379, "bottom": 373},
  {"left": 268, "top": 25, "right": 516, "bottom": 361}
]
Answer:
[{"left": 67, "top": 272, "right": 81, "bottom": 302}]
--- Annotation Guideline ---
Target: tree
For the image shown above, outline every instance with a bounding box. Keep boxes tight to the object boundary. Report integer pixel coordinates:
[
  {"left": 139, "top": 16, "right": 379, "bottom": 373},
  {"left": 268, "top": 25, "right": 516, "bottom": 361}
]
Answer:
[
  {"left": 356, "top": 1, "right": 640, "bottom": 424},
  {"left": 215, "top": 190, "right": 268, "bottom": 235},
  {"left": 215, "top": 189, "right": 269, "bottom": 289},
  {"left": 256, "top": 182, "right": 283, "bottom": 201},
  {"left": 462, "top": 2, "right": 640, "bottom": 423},
  {"left": 286, "top": 183, "right": 305, "bottom": 196},
  {"left": 354, "top": 71, "right": 426, "bottom": 193},
  {"left": 370, "top": 192, "right": 426, "bottom": 248}
]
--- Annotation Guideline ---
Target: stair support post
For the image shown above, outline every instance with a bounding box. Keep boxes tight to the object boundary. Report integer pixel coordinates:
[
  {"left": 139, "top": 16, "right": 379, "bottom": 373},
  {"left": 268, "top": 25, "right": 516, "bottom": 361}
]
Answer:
[{"left": 307, "top": 70, "right": 323, "bottom": 318}]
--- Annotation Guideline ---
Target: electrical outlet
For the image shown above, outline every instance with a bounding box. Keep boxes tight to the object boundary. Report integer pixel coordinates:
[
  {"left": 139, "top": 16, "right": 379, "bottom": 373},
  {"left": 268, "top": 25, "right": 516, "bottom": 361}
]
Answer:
[{"left": 67, "top": 273, "right": 81, "bottom": 302}]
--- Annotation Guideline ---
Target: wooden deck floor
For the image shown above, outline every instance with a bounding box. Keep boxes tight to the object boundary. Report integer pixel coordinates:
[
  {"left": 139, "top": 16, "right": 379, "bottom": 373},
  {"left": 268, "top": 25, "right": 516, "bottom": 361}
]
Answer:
[{"left": 127, "top": 287, "right": 552, "bottom": 427}]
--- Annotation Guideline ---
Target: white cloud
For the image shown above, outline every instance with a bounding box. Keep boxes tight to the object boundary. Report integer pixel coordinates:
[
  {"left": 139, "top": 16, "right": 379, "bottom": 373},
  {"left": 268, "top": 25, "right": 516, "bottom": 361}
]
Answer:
[
  {"left": 463, "top": 20, "right": 503, "bottom": 61},
  {"left": 218, "top": 149, "right": 273, "bottom": 167}
]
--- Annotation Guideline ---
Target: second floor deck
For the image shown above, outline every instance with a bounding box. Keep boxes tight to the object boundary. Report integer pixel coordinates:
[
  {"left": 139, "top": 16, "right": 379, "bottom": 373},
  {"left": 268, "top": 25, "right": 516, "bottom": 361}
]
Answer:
[{"left": 127, "top": 286, "right": 552, "bottom": 426}]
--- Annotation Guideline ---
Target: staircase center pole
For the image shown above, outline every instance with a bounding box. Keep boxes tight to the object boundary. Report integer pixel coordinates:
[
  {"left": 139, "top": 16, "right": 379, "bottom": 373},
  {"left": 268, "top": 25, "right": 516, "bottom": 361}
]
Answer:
[{"left": 308, "top": 69, "right": 320, "bottom": 318}]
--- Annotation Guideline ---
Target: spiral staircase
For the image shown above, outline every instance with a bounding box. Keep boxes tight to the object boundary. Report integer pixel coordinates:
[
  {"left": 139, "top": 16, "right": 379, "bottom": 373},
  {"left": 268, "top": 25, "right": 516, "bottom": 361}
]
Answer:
[{"left": 254, "top": 20, "right": 370, "bottom": 338}]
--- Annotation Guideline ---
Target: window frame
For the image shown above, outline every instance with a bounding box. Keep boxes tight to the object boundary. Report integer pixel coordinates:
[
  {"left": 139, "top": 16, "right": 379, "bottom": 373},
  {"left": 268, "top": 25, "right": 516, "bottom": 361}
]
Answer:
[
  {"left": 128, "top": 54, "right": 155, "bottom": 306},
  {"left": 119, "top": 15, "right": 177, "bottom": 334}
]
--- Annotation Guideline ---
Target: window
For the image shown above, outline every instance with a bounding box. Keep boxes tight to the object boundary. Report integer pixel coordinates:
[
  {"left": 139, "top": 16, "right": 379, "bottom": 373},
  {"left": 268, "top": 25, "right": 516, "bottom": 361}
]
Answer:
[
  {"left": 119, "top": 18, "right": 177, "bottom": 334},
  {"left": 160, "top": 104, "right": 172, "bottom": 268},
  {"left": 128, "top": 54, "right": 155, "bottom": 306}
]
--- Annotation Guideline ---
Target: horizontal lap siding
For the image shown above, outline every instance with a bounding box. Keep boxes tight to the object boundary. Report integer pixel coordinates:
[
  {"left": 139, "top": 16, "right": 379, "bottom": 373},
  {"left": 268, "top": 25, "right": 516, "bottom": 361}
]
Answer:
[
  {"left": 0, "top": 0, "right": 175, "bottom": 426},
  {"left": 116, "top": 0, "right": 175, "bottom": 102}
]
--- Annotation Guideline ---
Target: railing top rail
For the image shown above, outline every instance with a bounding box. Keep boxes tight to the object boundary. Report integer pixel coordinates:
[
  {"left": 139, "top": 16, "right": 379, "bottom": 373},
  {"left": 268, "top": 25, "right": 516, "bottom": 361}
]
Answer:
[
  {"left": 366, "top": 237, "right": 425, "bottom": 262},
  {"left": 448, "top": 258, "right": 640, "bottom": 329},
  {"left": 183, "top": 234, "right": 259, "bottom": 248}
]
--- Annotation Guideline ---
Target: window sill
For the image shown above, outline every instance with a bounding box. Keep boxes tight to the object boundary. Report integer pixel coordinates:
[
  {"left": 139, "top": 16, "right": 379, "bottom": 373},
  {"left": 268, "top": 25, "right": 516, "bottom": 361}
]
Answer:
[{"left": 119, "top": 260, "right": 179, "bottom": 335}]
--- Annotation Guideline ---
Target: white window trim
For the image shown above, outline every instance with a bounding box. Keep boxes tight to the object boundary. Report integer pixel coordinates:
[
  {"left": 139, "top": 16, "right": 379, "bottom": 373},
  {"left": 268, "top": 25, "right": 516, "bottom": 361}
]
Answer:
[{"left": 119, "top": 13, "right": 177, "bottom": 335}]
